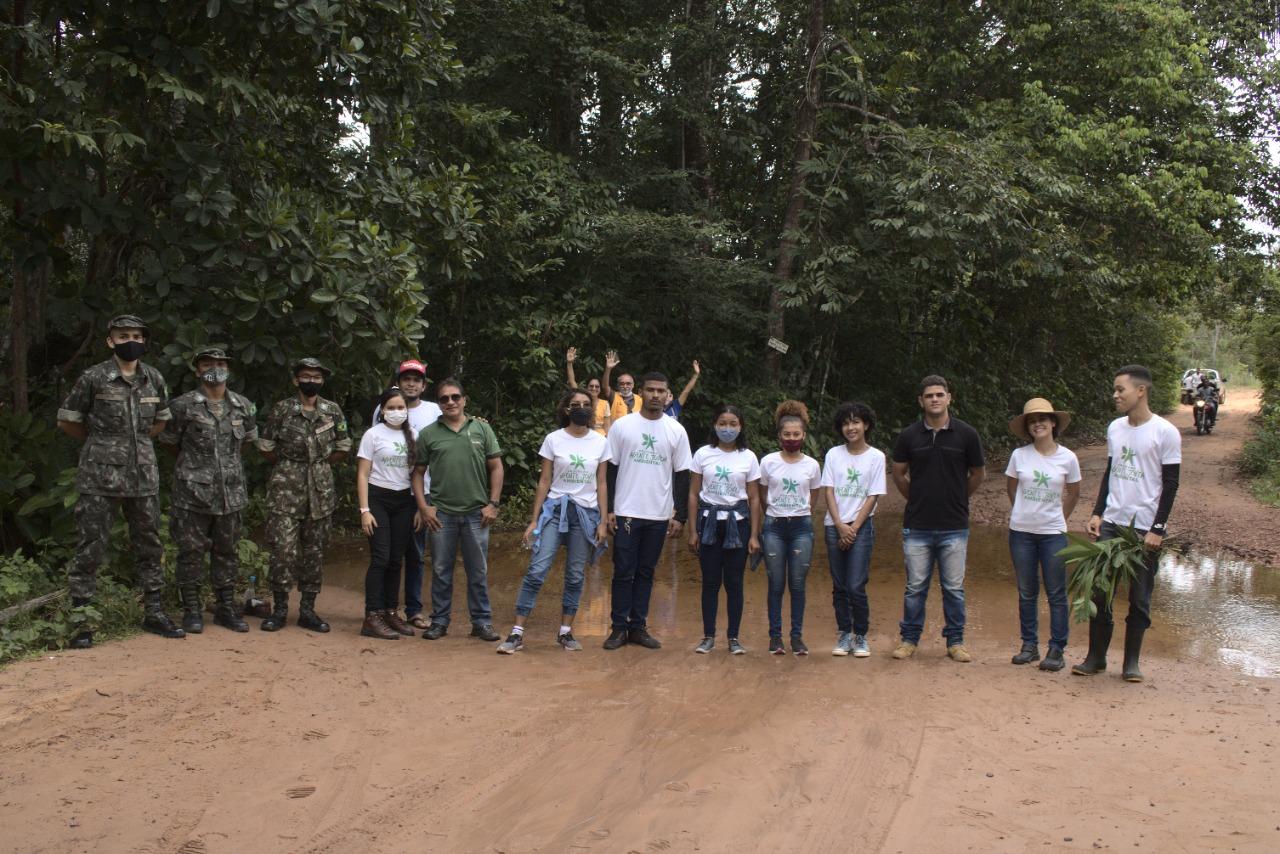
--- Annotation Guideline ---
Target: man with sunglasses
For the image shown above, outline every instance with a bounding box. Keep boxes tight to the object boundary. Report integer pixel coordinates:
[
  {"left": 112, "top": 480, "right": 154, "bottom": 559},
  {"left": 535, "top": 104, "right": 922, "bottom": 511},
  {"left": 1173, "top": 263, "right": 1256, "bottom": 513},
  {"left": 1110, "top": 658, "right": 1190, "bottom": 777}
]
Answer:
[
  {"left": 372, "top": 360, "right": 441, "bottom": 628},
  {"left": 412, "top": 379, "right": 504, "bottom": 641}
]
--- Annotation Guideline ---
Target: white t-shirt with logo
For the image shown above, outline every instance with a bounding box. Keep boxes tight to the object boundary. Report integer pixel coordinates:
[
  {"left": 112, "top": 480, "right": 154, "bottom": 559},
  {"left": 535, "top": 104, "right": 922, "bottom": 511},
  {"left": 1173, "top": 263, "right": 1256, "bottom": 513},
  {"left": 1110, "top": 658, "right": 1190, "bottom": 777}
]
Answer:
[
  {"left": 606, "top": 413, "right": 694, "bottom": 520},
  {"left": 373, "top": 401, "right": 441, "bottom": 491},
  {"left": 1103, "top": 414, "right": 1182, "bottom": 531},
  {"left": 358, "top": 423, "right": 415, "bottom": 491},
  {"left": 1005, "top": 444, "right": 1082, "bottom": 534},
  {"left": 759, "top": 452, "right": 821, "bottom": 518},
  {"left": 820, "top": 445, "right": 888, "bottom": 525},
  {"left": 692, "top": 445, "right": 761, "bottom": 506},
  {"left": 539, "top": 428, "right": 610, "bottom": 510}
]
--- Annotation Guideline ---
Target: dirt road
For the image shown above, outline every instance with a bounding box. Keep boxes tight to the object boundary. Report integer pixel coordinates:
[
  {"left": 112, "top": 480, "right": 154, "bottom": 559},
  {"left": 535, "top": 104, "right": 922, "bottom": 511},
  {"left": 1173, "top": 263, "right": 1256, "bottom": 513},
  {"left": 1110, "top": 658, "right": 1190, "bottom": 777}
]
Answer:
[
  {"left": 960, "top": 389, "right": 1279, "bottom": 565},
  {"left": 1, "top": 393, "right": 1278, "bottom": 854}
]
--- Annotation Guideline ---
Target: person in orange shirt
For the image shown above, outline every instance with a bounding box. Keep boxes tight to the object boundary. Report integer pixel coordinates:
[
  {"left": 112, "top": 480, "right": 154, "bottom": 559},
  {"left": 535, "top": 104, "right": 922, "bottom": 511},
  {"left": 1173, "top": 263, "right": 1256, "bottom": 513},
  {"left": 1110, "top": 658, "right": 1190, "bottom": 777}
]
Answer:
[
  {"left": 565, "top": 347, "right": 610, "bottom": 435},
  {"left": 602, "top": 350, "right": 643, "bottom": 424}
]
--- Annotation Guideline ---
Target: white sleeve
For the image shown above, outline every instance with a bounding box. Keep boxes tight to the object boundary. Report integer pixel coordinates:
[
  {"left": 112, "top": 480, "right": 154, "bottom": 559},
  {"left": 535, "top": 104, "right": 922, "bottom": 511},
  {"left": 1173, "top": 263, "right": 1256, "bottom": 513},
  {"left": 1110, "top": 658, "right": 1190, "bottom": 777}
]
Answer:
[
  {"left": 672, "top": 424, "right": 694, "bottom": 472},
  {"left": 1161, "top": 422, "right": 1182, "bottom": 465},
  {"left": 1004, "top": 448, "right": 1019, "bottom": 478},
  {"left": 606, "top": 422, "right": 623, "bottom": 464},
  {"left": 1066, "top": 451, "right": 1082, "bottom": 483},
  {"left": 538, "top": 433, "right": 555, "bottom": 462},
  {"left": 819, "top": 449, "right": 837, "bottom": 488},
  {"left": 745, "top": 451, "right": 761, "bottom": 482},
  {"left": 807, "top": 458, "right": 822, "bottom": 489},
  {"left": 357, "top": 430, "right": 377, "bottom": 462},
  {"left": 868, "top": 451, "right": 888, "bottom": 496}
]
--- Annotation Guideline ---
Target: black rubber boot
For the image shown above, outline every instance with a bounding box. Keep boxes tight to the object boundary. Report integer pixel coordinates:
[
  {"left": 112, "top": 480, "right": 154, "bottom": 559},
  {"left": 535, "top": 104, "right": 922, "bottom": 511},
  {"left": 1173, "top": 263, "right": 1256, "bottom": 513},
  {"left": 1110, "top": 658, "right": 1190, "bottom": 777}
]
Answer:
[
  {"left": 296, "top": 592, "right": 330, "bottom": 633},
  {"left": 69, "top": 595, "right": 94, "bottom": 649},
  {"left": 1122, "top": 626, "right": 1146, "bottom": 683},
  {"left": 180, "top": 586, "right": 204, "bottom": 634},
  {"left": 1071, "top": 618, "right": 1112, "bottom": 676},
  {"left": 260, "top": 592, "right": 288, "bottom": 632},
  {"left": 213, "top": 587, "right": 249, "bottom": 632},
  {"left": 141, "top": 590, "right": 185, "bottom": 639}
]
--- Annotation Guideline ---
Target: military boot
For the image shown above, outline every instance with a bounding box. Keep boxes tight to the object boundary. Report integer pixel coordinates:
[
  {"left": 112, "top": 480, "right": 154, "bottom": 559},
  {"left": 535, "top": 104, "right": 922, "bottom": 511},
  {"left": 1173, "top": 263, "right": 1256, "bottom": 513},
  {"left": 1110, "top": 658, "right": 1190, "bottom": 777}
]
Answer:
[
  {"left": 141, "top": 590, "right": 185, "bottom": 639},
  {"left": 69, "top": 596, "right": 94, "bottom": 649},
  {"left": 180, "top": 586, "right": 204, "bottom": 634},
  {"left": 297, "top": 592, "right": 330, "bottom": 633},
  {"left": 260, "top": 592, "right": 289, "bottom": 632},
  {"left": 213, "top": 587, "right": 249, "bottom": 632},
  {"left": 1071, "top": 618, "right": 1113, "bottom": 676}
]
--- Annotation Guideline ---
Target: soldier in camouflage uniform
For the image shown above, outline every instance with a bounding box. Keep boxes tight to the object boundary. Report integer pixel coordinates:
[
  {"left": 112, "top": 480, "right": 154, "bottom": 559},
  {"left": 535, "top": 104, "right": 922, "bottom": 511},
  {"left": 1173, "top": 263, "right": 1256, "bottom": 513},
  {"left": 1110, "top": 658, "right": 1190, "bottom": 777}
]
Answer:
[
  {"left": 256, "top": 358, "right": 351, "bottom": 632},
  {"left": 56, "top": 314, "right": 185, "bottom": 647},
  {"left": 159, "top": 347, "right": 259, "bottom": 634}
]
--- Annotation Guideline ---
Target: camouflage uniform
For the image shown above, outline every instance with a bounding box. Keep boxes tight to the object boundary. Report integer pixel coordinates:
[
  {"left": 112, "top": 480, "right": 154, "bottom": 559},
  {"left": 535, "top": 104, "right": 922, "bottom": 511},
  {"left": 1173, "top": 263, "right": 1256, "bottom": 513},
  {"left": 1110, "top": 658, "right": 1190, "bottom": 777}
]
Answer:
[
  {"left": 58, "top": 357, "right": 171, "bottom": 599},
  {"left": 159, "top": 388, "right": 258, "bottom": 589},
  {"left": 258, "top": 395, "right": 350, "bottom": 595}
]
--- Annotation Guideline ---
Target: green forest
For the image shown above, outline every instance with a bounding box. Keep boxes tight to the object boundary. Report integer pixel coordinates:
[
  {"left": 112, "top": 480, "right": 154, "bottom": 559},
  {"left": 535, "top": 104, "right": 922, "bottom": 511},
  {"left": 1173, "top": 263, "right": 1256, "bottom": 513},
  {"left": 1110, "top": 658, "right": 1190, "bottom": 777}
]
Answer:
[{"left": 3, "top": 0, "right": 1279, "bottom": 566}]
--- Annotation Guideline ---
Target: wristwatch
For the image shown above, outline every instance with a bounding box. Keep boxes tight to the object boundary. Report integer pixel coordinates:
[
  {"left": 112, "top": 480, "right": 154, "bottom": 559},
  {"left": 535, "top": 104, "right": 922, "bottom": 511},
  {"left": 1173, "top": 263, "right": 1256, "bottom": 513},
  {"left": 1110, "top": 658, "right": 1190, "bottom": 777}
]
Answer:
[
  {"left": 488, "top": 499, "right": 502, "bottom": 508},
  {"left": 359, "top": 507, "right": 370, "bottom": 513}
]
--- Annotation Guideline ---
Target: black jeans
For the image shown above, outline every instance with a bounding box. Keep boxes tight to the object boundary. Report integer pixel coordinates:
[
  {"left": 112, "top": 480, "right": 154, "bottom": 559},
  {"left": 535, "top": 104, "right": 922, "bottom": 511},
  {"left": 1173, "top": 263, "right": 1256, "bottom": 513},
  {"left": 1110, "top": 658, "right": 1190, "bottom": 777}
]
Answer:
[
  {"left": 699, "top": 517, "right": 749, "bottom": 638},
  {"left": 610, "top": 517, "right": 668, "bottom": 630},
  {"left": 1095, "top": 521, "right": 1158, "bottom": 630},
  {"left": 365, "top": 485, "right": 416, "bottom": 612}
]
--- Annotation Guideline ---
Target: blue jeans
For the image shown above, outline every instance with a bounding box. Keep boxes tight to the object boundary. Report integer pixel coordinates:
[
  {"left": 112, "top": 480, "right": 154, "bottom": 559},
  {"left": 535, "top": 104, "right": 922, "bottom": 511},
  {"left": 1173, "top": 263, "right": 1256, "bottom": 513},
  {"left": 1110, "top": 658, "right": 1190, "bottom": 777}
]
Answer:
[
  {"left": 825, "top": 519, "right": 875, "bottom": 636},
  {"left": 1008, "top": 530, "right": 1069, "bottom": 650},
  {"left": 515, "top": 503, "right": 590, "bottom": 617},
  {"left": 428, "top": 510, "right": 493, "bottom": 625},
  {"left": 610, "top": 517, "right": 668, "bottom": 630},
  {"left": 899, "top": 528, "right": 968, "bottom": 645},
  {"left": 699, "top": 517, "right": 750, "bottom": 638},
  {"left": 402, "top": 528, "right": 428, "bottom": 618},
  {"left": 762, "top": 516, "right": 814, "bottom": 637}
]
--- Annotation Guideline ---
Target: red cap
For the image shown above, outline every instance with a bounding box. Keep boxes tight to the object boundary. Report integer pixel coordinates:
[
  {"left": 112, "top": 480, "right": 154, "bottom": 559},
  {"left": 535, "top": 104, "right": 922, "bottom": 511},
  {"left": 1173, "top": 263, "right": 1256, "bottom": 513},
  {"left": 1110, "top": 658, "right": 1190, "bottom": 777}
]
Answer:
[{"left": 397, "top": 359, "right": 427, "bottom": 378}]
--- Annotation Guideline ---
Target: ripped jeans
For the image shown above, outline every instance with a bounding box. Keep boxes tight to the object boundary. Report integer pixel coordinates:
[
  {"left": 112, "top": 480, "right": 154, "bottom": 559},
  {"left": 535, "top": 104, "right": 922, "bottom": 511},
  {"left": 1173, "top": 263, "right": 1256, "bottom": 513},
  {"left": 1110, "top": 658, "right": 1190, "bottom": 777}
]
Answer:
[{"left": 761, "top": 515, "right": 814, "bottom": 637}]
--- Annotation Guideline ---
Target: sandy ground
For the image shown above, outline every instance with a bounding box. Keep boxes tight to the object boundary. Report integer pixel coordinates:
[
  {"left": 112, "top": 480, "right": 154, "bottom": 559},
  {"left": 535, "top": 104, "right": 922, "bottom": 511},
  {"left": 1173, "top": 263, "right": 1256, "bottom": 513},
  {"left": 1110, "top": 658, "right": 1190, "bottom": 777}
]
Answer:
[
  {"left": 959, "top": 390, "right": 1279, "bottom": 565},
  {"left": 1, "top": 394, "right": 1278, "bottom": 854}
]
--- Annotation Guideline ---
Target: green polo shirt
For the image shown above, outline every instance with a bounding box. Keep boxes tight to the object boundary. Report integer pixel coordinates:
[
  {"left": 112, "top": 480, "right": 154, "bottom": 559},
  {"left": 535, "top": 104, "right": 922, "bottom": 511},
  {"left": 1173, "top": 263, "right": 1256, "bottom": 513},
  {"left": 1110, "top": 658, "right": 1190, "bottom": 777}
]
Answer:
[{"left": 416, "top": 416, "right": 502, "bottom": 515}]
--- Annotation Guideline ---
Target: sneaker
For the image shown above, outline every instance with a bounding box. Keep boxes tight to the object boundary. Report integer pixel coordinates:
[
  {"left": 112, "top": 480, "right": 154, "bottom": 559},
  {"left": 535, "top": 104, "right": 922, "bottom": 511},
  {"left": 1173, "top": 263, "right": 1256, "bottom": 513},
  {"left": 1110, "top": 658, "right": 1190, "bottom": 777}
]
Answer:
[
  {"left": 832, "top": 632, "right": 851, "bottom": 656},
  {"left": 421, "top": 622, "right": 448, "bottom": 640},
  {"left": 628, "top": 627, "right": 662, "bottom": 649},
  {"left": 471, "top": 623, "right": 501, "bottom": 642},
  {"left": 790, "top": 636, "right": 808, "bottom": 656},
  {"left": 603, "top": 627, "right": 629, "bottom": 650},
  {"left": 1039, "top": 647, "right": 1065, "bottom": 672},
  {"left": 728, "top": 638, "right": 746, "bottom": 655},
  {"left": 892, "top": 641, "right": 918, "bottom": 659},
  {"left": 557, "top": 632, "right": 583, "bottom": 651},
  {"left": 769, "top": 636, "right": 784, "bottom": 655},
  {"left": 1011, "top": 642, "right": 1040, "bottom": 665},
  {"left": 694, "top": 637, "right": 715, "bottom": 654},
  {"left": 496, "top": 633, "right": 524, "bottom": 654},
  {"left": 852, "top": 635, "right": 870, "bottom": 658},
  {"left": 947, "top": 644, "right": 972, "bottom": 663}
]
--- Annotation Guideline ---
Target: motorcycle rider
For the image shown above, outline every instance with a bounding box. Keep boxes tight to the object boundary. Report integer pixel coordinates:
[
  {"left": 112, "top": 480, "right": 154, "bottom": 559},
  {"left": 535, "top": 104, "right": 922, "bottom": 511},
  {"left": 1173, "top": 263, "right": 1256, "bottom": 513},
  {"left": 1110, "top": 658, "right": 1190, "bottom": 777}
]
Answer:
[{"left": 1195, "top": 376, "right": 1219, "bottom": 429}]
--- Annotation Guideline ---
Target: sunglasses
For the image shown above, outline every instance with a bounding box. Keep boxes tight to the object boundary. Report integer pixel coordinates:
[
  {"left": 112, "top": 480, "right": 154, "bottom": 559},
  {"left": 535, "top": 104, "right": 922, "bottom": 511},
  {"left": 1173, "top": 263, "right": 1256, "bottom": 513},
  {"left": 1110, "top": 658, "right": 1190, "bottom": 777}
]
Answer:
[
  {"left": 438, "top": 393, "right": 464, "bottom": 404},
  {"left": 568, "top": 403, "right": 591, "bottom": 410}
]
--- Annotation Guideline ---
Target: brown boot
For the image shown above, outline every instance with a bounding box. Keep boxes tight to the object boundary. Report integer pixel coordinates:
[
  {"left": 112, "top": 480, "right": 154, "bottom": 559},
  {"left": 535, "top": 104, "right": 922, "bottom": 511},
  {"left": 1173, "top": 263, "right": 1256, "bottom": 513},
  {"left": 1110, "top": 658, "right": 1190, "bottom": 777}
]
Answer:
[
  {"left": 382, "top": 609, "right": 415, "bottom": 636},
  {"left": 360, "top": 610, "right": 400, "bottom": 640}
]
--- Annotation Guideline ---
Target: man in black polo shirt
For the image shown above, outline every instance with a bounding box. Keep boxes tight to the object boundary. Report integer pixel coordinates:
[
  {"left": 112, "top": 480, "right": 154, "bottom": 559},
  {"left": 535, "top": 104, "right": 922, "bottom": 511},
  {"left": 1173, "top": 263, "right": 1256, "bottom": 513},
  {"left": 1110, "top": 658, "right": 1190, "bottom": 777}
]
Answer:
[{"left": 890, "top": 375, "right": 985, "bottom": 662}]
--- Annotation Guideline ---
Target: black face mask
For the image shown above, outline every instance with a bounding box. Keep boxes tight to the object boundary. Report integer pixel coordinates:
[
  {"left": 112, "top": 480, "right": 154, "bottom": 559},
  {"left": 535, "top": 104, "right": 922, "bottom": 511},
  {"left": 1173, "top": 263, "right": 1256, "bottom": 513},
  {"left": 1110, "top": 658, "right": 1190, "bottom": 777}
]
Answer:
[
  {"left": 112, "top": 340, "right": 146, "bottom": 362},
  {"left": 297, "top": 381, "right": 323, "bottom": 398},
  {"left": 568, "top": 407, "right": 593, "bottom": 427}
]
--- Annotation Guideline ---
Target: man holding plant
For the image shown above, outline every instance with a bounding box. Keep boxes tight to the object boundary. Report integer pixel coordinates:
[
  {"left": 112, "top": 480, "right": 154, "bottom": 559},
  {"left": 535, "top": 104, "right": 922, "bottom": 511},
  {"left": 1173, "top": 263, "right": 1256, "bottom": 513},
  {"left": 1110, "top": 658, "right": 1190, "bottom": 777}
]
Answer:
[{"left": 1073, "top": 365, "right": 1181, "bottom": 683}]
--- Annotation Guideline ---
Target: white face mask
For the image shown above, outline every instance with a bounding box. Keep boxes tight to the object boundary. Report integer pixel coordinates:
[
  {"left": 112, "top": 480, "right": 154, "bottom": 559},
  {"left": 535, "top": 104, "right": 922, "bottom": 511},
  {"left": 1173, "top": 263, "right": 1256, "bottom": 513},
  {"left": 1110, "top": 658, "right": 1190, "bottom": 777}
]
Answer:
[{"left": 383, "top": 410, "right": 408, "bottom": 427}]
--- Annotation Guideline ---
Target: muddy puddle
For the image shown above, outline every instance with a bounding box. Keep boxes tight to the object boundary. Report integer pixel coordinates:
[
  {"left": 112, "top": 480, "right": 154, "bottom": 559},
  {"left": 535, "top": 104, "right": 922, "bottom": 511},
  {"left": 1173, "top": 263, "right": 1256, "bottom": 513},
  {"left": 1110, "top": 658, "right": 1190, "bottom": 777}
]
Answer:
[{"left": 325, "top": 513, "right": 1280, "bottom": 677}]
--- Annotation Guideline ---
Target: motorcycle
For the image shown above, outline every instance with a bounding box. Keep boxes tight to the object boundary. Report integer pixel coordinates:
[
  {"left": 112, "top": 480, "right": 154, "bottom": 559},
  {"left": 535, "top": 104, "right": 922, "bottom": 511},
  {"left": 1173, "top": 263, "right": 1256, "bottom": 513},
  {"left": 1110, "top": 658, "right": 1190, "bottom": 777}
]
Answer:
[{"left": 1193, "top": 396, "right": 1217, "bottom": 435}]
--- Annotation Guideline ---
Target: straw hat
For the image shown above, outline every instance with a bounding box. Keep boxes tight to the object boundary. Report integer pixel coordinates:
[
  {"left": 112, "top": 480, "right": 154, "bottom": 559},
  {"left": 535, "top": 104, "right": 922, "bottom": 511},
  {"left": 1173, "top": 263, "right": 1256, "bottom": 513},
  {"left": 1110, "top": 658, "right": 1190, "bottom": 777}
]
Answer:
[{"left": 1009, "top": 398, "right": 1071, "bottom": 441}]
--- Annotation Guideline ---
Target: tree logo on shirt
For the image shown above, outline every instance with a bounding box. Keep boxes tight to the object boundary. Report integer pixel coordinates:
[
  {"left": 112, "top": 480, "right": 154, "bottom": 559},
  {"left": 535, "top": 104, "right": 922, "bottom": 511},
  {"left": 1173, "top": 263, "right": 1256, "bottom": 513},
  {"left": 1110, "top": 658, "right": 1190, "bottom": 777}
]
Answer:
[
  {"left": 1114, "top": 444, "right": 1144, "bottom": 483},
  {"left": 782, "top": 477, "right": 799, "bottom": 493},
  {"left": 394, "top": 442, "right": 408, "bottom": 456},
  {"left": 570, "top": 454, "right": 586, "bottom": 469},
  {"left": 1120, "top": 445, "right": 1136, "bottom": 465},
  {"left": 641, "top": 433, "right": 657, "bottom": 450},
  {"left": 846, "top": 467, "right": 861, "bottom": 485},
  {"left": 714, "top": 465, "right": 730, "bottom": 481},
  {"left": 1033, "top": 470, "right": 1050, "bottom": 487}
]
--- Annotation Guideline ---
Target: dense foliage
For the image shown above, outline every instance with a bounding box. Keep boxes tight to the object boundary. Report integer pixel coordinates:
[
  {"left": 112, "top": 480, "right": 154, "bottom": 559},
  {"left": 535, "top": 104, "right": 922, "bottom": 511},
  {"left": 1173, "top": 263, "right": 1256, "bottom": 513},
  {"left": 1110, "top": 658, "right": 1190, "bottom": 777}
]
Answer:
[{"left": 3, "top": 1, "right": 1278, "bottom": 567}]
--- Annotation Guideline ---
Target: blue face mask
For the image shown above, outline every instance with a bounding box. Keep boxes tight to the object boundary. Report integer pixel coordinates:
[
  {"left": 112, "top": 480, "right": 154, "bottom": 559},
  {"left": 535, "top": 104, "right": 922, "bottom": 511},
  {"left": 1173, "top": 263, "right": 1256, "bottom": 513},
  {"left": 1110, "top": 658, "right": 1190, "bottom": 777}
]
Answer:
[{"left": 715, "top": 427, "right": 740, "bottom": 444}]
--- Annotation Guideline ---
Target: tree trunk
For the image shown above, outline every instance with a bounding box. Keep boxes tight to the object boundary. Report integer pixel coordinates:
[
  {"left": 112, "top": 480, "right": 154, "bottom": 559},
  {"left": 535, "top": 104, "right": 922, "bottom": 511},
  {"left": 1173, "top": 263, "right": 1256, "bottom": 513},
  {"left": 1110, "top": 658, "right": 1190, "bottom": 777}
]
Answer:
[
  {"left": 9, "top": 0, "right": 29, "bottom": 412},
  {"left": 766, "top": 0, "right": 825, "bottom": 383}
]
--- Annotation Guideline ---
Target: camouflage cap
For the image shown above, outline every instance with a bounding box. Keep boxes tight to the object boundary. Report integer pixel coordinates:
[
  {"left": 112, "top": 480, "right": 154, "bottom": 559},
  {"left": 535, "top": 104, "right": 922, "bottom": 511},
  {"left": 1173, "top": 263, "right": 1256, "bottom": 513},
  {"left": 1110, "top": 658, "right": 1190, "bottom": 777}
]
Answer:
[
  {"left": 291, "top": 357, "right": 332, "bottom": 377},
  {"left": 106, "top": 314, "right": 148, "bottom": 333},
  {"left": 191, "top": 346, "right": 234, "bottom": 368}
]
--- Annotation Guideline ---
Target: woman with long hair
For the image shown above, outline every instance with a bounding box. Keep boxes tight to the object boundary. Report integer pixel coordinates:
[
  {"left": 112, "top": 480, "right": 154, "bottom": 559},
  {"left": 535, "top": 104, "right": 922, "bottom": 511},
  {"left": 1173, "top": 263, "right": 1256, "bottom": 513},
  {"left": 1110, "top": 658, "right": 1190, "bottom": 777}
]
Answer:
[
  {"left": 687, "top": 404, "right": 761, "bottom": 654},
  {"left": 356, "top": 387, "right": 420, "bottom": 639},
  {"left": 497, "top": 388, "right": 610, "bottom": 653},
  {"left": 758, "top": 401, "right": 822, "bottom": 655}
]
